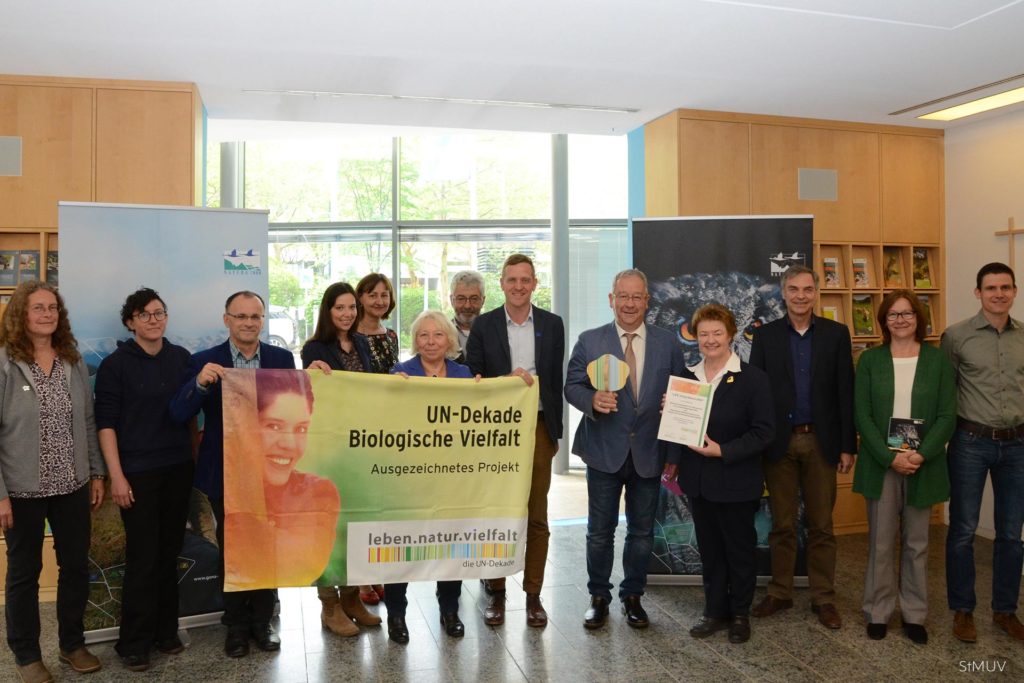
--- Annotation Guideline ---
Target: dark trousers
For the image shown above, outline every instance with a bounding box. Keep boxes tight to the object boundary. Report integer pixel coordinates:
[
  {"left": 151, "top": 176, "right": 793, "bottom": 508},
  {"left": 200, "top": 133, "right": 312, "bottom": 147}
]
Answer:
[
  {"left": 487, "top": 420, "right": 557, "bottom": 594},
  {"left": 585, "top": 455, "right": 660, "bottom": 601},
  {"left": 209, "top": 497, "right": 275, "bottom": 629},
  {"left": 690, "top": 496, "right": 759, "bottom": 619},
  {"left": 4, "top": 485, "right": 91, "bottom": 665},
  {"left": 115, "top": 461, "right": 193, "bottom": 656},
  {"left": 383, "top": 581, "right": 462, "bottom": 617}
]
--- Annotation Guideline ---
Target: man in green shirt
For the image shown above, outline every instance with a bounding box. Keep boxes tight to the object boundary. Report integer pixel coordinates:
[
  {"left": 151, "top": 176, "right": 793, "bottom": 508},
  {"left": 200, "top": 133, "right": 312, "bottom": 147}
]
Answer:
[{"left": 941, "top": 262, "right": 1024, "bottom": 644}]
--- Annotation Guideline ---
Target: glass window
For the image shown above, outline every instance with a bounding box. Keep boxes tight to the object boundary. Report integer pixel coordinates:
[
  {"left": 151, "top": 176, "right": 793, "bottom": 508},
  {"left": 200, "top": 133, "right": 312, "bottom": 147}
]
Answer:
[
  {"left": 397, "top": 226, "right": 552, "bottom": 356},
  {"left": 268, "top": 227, "right": 394, "bottom": 348},
  {"left": 399, "top": 133, "right": 551, "bottom": 221},
  {"left": 245, "top": 138, "right": 393, "bottom": 222},
  {"left": 568, "top": 134, "right": 628, "bottom": 219}
]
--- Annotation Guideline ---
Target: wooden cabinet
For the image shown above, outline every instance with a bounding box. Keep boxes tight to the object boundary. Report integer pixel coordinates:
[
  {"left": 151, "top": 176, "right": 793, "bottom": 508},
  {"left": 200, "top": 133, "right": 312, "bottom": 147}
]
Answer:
[
  {"left": 881, "top": 134, "right": 943, "bottom": 244},
  {"left": 0, "top": 84, "right": 93, "bottom": 228},
  {"left": 678, "top": 119, "right": 750, "bottom": 215},
  {"left": 96, "top": 89, "right": 196, "bottom": 205}
]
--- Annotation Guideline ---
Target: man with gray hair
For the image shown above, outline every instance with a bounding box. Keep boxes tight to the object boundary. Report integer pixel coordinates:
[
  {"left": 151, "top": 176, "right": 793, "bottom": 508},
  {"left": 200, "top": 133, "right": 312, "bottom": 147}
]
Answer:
[
  {"left": 564, "top": 268, "right": 685, "bottom": 629},
  {"left": 450, "top": 270, "right": 486, "bottom": 362}
]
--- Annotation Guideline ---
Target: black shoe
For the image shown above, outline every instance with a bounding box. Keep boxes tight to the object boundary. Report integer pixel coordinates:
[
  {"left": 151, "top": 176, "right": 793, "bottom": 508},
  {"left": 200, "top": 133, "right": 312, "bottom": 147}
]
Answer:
[
  {"left": 388, "top": 615, "right": 409, "bottom": 644},
  {"left": 224, "top": 629, "right": 249, "bottom": 658},
  {"left": 155, "top": 635, "right": 185, "bottom": 654},
  {"left": 120, "top": 653, "right": 150, "bottom": 671},
  {"left": 583, "top": 596, "right": 610, "bottom": 630},
  {"left": 902, "top": 620, "right": 928, "bottom": 645},
  {"left": 867, "top": 623, "right": 887, "bottom": 640},
  {"left": 689, "top": 616, "right": 730, "bottom": 639},
  {"left": 440, "top": 612, "right": 465, "bottom": 638},
  {"left": 621, "top": 595, "right": 649, "bottom": 629},
  {"left": 728, "top": 616, "right": 751, "bottom": 643},
  {"left": 250, "top": 623, "right": 281, "bottom": 652}
]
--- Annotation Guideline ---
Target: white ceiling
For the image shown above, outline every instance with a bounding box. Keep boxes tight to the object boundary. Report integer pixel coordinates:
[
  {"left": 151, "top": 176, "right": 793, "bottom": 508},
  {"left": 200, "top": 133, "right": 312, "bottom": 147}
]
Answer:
[{"left": 3, "top": 0, "right": 1024, "bottom": 137}]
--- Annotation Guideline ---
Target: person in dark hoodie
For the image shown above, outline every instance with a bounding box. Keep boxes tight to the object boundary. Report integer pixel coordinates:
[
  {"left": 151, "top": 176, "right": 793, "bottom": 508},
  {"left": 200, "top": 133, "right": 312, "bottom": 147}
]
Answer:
[{"left": 94, "top": 288, "right": 194, "bottom": 672}]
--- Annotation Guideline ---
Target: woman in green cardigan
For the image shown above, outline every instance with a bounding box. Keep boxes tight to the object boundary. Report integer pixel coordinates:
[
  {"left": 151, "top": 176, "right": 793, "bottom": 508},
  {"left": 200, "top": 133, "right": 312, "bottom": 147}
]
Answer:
[{"left": 853, "top": 289, "right": 956, "bottom": 645}]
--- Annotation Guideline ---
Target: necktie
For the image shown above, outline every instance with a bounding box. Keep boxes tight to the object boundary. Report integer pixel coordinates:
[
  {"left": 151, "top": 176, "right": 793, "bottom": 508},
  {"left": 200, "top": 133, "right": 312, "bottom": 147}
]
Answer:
[{"left": 624, "top": 332, "right": 638, "bottom": 400}]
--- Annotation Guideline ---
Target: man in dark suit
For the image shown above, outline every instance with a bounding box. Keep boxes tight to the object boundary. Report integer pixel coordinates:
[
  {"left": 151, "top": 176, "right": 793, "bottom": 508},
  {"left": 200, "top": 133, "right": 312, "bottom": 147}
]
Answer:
[
  {"left": 170, "top": 290, "right": 296, "bottom": 657},
  {"left": 748, "top": 265, "right": 856, "bottom": 630},
  {"left": 465, "top": 253, "right": 565, "bottom": 628},
  {"left": 564, "top": 269, "right": 685, "bottom": 630}
]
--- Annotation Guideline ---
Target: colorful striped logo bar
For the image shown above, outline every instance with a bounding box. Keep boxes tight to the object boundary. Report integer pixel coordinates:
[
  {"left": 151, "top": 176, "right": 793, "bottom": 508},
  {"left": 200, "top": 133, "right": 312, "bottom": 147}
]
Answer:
[{"left": 368, "top": 543, "right": 518, "bottom": 564}]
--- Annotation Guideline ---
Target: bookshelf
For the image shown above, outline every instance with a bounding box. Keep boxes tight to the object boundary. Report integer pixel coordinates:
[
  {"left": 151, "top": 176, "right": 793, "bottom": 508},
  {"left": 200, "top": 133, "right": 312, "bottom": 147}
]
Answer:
[{"left": 0, "top": 227, "right": 58, "bottom": 317}]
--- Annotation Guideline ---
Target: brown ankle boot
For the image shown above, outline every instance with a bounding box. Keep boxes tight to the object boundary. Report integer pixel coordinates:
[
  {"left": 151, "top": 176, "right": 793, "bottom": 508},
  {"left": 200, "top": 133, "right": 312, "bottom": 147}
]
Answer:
[
  {"left": 319, "top": 587, "right": 359, "bottom": 636},
  {"left": 339, "top": 586, "right": 382, "bottom": 626}
]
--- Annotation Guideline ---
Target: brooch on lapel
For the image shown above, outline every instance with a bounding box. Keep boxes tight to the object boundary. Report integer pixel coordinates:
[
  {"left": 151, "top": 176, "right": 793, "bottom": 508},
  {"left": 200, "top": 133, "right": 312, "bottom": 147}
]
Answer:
[
  {"left": 22, "top": 386, "right": 30, "bottom": 391},
  {"left": 726, "top": 376, "right": 735, "bottom": 384}
]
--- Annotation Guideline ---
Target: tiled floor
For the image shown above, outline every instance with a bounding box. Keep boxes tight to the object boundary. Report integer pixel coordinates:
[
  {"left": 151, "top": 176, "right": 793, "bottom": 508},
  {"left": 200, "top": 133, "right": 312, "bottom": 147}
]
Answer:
[{"left": 5, "top": 473, "right": 1022, "bottom": 681}]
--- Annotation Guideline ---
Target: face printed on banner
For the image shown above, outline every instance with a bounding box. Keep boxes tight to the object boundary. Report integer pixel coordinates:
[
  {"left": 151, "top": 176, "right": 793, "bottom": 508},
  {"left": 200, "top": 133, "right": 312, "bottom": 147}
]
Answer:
[
  {"left": 330, "top": 293, "right": 358, "bottom": 335},
  {"left": 260, "top": 392, "right": 311, "bottom": 487}
]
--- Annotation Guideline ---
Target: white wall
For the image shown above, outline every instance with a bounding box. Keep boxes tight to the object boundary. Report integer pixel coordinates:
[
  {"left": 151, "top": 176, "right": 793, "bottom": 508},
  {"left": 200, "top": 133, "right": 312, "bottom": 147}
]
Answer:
[{"left": 944, "top": 108, "right": 1024, "bottom": 539}]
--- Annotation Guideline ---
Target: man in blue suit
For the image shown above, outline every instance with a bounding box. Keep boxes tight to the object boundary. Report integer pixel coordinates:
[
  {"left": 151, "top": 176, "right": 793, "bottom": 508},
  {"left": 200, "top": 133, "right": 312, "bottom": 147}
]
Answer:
[
  {"left": 564, "top": 269, "right": 685, "bottom": 629},
  {"left": 170, "top": 290, "right": 296, "bottom": 658}
]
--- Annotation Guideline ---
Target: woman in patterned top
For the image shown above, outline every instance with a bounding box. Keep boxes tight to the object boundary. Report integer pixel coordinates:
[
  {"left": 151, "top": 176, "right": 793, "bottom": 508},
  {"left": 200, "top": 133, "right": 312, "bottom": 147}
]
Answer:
[
  {"left": 299, "top": 282, "right": 380, "bottom": 637},
  {"left": 354, "top": 273, "right": 399, "bottom": 375},
  {"left": 0, "top": 281, "right": 106, "bottom": 682},
  {"left": 352, "top": 273, "right": 397, "bottom": 604}
]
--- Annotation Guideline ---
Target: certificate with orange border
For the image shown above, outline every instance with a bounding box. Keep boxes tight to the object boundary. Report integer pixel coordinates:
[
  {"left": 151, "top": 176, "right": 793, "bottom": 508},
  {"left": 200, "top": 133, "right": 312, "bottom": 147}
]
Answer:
[{"left": 657, "top": 376, "right": 713, "bottom": 447}]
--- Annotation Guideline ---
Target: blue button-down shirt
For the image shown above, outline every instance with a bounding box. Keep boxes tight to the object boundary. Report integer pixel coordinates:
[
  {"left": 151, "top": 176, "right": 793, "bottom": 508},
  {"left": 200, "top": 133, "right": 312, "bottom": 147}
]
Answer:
[{"left": 788, "top": 318, "right": 814, "bottom": 426}]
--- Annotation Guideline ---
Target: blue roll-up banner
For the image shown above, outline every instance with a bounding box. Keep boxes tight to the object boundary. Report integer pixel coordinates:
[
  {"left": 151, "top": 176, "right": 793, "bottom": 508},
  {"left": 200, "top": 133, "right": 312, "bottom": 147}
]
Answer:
[
  {"left": 632, "top": 215, "right": 813, "bottom": 584},
  {"left": 58, "top": 202, "right": 269, "bottom": 637}
]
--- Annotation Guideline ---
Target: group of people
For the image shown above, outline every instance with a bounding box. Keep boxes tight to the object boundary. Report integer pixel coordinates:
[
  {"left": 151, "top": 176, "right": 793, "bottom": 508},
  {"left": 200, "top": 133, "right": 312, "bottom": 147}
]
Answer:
[{"left": 0, "top": 253, "right": 1020, "bottom": 682}]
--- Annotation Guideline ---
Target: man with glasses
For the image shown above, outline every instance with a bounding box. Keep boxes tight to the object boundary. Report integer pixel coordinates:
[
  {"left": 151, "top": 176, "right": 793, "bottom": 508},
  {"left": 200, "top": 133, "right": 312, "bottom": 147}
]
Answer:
[
  {"left": 942, "top": 262, "right": 1024, "bottom": 643},
  {"left": 564, "top": 269, "right": 684, "bottom": 629},
  {"left": 170, "top": 290, "right": 296, "bottom": 658},
  {"left": 748, "top": 265, "right": 856, "bottom": 630},
  {"left": 450, "top": 270, "right": 486, "bottom": 362}
]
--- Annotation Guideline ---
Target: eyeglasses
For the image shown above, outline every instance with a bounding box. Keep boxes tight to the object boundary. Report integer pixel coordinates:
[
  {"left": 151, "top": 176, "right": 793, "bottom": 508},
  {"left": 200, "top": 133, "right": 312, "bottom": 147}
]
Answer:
[
  {"left": 29, "top": 304, "right": 59, "bottom": 315},
  {"left": 226, "top": 313, "right": 264, "bottom": 322},
  {"left": 886, "top": 311, "right": 916, "bottom": 321},
  {"left": 134, "top": 309, "right": 167, "bottom": 322},
  {"left": 453, "top": 296, "right": 483, "bottom": 305},
  {"left": 613, "top": 293, "right": 647, "bottom": 303}
]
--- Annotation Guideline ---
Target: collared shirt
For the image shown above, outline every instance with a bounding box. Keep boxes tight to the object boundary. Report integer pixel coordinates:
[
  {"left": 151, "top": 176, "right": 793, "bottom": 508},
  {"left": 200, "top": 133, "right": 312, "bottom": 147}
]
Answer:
[
  {"left": 229, "top": 340, "right": 261, "bottom": 369},
  {"left": 505, "top": 305, "right": 537, "bottom": 375},
  {"left": 453, "top": 317, "right": 471, "bottom": 358},
  {"left": 787, "top": 317, "right": 814, "bottom": 425},
  {"left": 688, "top": 351, "right": 742, "bottom": 393},
  {"left": 615, "top": 322, "right": 647, "bottom": 396},
  {"left": 941, "top": 310, "right": 1024, "bottom": 428}
]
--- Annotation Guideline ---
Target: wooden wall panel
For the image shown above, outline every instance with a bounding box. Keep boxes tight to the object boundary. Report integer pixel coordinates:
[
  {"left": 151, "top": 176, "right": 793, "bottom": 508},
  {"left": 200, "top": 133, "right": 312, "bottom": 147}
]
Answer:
[
  {"left": 881, "top": 134, "right": 942, "bottom": 244},
  {"left": 0, "top": 85, "right": 93, "bottom": 227},
  {"left": 750, "top": 124, "right": 880, "bottom": 242},
  {"left": 95, "top": 89, "right": 194, "bottom": 205},
  {"left": 678, "top": 118, "right": 750, "bottom": 215},
  {"left": 643, "top": 112, "right": 679, "bottom": 217}
]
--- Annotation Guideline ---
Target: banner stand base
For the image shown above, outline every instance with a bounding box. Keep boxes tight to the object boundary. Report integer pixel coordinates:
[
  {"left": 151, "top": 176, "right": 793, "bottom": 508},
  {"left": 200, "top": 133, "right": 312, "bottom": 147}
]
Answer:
[
  {"left": 85, "top": 612, "right": 224, "bottom": 645},
  {"left": 646, "top": 575, "right": 811, "bottom": 588}
]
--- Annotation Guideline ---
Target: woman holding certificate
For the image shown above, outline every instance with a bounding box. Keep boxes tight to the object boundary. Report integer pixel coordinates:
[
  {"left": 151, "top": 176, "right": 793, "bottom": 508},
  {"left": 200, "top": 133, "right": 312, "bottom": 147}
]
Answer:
[
  {"left": 853, "top": 290, "right": 955, "bottom": 644},
  {"left": 663, "top": 303, "right": 774, "bottom": 644}
]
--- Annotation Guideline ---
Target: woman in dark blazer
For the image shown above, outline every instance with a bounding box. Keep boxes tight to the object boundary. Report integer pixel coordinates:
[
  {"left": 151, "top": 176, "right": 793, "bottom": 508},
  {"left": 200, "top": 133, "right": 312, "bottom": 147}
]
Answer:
[
  {"left": 300, "top": 282, "right": 381, "bottom": 637},
  {"left": 664, "top": 303, "right": 774, "bottom": 644},
  {"left": 853, "top": 290, "right": 956, "bottom": 644},
  {"left": 384, "top": 310, "right": 474, "bottom": 645}
]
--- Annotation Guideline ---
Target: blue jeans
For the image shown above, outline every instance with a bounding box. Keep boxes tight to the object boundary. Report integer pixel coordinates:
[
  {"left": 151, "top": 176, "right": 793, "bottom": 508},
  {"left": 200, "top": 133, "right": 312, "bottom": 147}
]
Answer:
[
  {"left": 946, "top": 429, "right": 1024, "bottom": 613},
  {"left": 586, "top": 456, "right": 660, "bottom": 601}
]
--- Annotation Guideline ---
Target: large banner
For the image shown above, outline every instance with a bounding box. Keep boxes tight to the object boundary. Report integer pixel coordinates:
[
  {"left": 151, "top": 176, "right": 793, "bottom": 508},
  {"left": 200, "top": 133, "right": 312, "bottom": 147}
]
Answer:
[
  {"left": 633, "top": 215, "right": 813, "bottom": 580},
  {"left": 221, "top": 369, "right": 539, "bottom": 590},
  {"left": 58, "top": 202, "right": 269, "bottom": 632}
]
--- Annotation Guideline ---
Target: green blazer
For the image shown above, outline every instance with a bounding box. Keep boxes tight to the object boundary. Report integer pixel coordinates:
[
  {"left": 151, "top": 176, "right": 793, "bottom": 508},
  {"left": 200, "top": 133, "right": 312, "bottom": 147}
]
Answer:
[{"left": 853, "top": 343, "right": 956, "bottom": 508}]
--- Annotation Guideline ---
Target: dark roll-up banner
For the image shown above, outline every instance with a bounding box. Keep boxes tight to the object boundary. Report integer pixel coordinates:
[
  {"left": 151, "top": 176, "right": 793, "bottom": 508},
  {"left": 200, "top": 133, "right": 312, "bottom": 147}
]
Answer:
[{"left": 632, "top": 215, "right": 812, "bottom": 584}]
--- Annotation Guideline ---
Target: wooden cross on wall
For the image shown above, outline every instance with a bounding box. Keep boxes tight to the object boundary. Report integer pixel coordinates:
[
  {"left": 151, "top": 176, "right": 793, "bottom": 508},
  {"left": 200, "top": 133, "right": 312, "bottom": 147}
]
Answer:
[{"left": 995, "top": 217, "right": 1024, "bottom": 270}]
